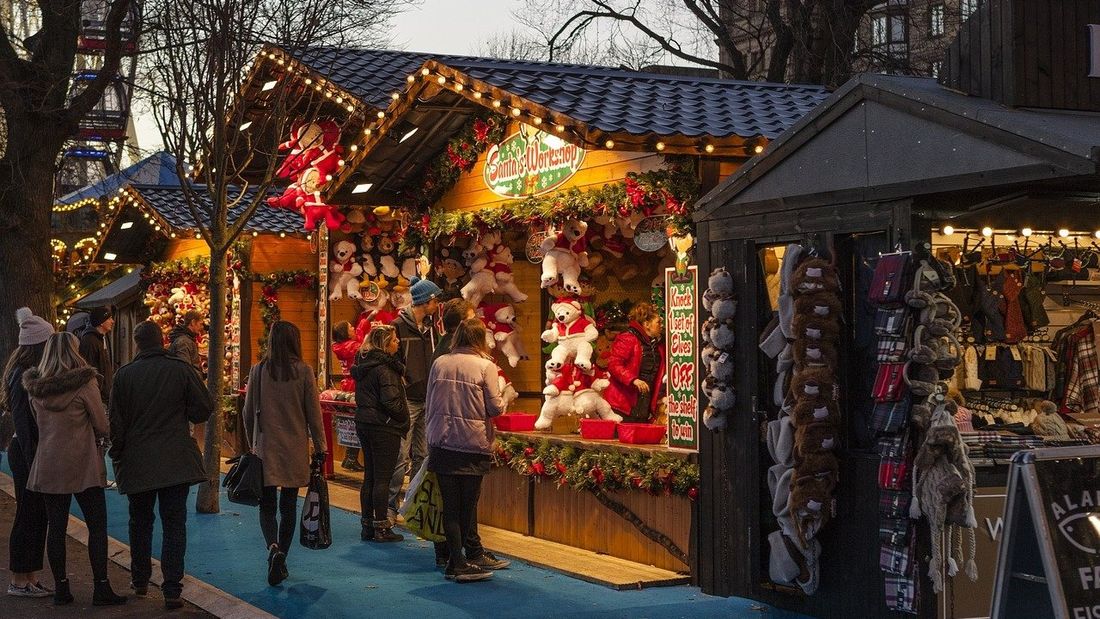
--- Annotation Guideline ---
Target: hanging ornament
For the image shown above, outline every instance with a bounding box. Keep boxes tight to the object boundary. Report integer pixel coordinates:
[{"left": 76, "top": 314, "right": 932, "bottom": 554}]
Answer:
[
  {"left": 634, "top": 215, "right": 671, "bottom": 252},
  {"left": 526, "top": 230, "right": 550, "bottom": 263}
]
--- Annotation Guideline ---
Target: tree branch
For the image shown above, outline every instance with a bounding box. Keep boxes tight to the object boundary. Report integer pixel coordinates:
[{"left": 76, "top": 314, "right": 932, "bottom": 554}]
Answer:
[{"left": 589, "top": 487, "right": 689, "bottom": 566}]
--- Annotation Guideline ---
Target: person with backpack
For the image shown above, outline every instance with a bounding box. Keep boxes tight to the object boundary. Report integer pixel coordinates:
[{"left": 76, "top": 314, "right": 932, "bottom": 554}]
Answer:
[
  {"left": 4, "top": 308, "right": 54, "bottom": 598},
  {"left": 241, "top": 321, "right": 327, "bottom": 586},
  {"left": 22, "top": 332, "right": 126, "bottom": 606},
  {"left": 109, "top": 321, "right": 213, "bottom": 609},
  {"left": 350, "top": 325, "right": 408, "bottom": 543}
]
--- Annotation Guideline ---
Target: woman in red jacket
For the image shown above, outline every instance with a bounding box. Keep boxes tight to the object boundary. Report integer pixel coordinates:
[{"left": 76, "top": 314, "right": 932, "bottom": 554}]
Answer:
[
  {"left": 331, "top": 321, "right": 363, "bottom": 472},
  {"left": 603, "top": 303, "right": 666, "bottom": 423}
]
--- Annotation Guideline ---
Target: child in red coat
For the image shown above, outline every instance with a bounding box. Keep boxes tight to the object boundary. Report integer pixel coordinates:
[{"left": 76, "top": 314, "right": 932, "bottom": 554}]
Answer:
[{"left": 332, "top": 321, "right": 363, "bottom": 471}]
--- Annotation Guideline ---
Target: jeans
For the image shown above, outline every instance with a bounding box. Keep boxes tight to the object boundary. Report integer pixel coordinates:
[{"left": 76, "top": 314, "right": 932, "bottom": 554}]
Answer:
[
  {"left": 356, "top": 424, "right": 402, "bottom": 523},
  {"left": 128, "top": 483, "right": 190, "bottom": 598},
  {"left": 8, "top": 440, "right": 47, "bottom": 573},
  {"left": 436, "top": 473, "right": 485, "bottom": 567},
  {"left": 43, "top": 487, "right": 109, "bottom": 583},
  {"left": 388, "top": 400, "right": 427, "bottom": 513},
  {"left": 259, "top": 486, "right": 298, "bottom": 554}
]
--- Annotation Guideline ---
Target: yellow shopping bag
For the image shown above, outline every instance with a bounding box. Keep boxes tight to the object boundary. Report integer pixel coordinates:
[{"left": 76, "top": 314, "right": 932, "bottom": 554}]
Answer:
[{"left": 399, "top": 461, "right": 445, "bottom": 542}]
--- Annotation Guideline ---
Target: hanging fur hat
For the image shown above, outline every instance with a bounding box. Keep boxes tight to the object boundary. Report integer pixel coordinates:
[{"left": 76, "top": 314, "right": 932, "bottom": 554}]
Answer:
[
  {"left": 793, "top": 339, "right": 839, "bottom": 371},
  {"left": 789, "top": 471, "right": 837, "bottom": 545},
  {"left": 794, "top": 421, "right": 837, "bottom": 459},
  {"left": 790, "top": 367, "right": 835, "bottom": 404},
  {"left": 791, "top": 258, "right": 840, "bottom": 295},
  {"left": 792, "top": 313, "right": 840, "bottom": 346},
  {"left": 791, "top": 398, "right": 838, "bottom": 427},
  {"left": 904, "top": 362, "right": 942, "bottom": 397},
  {"left": 793, "top": 291, "right": 842, "bottom": 323}
]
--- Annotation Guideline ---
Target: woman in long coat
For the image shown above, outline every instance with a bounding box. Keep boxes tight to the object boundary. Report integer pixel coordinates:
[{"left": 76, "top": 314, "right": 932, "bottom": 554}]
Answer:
[{"left": 242, "top": 321, "right": 327, "bottom": 587}]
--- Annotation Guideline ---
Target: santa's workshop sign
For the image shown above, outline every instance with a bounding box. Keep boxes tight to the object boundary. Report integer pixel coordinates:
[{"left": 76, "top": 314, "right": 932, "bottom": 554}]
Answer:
[
  {"left": 665, "top": 265, "right": 699, "bottom": 452},
  {"left": 483, "top": 126, "right": 585, "bottom": 198}
]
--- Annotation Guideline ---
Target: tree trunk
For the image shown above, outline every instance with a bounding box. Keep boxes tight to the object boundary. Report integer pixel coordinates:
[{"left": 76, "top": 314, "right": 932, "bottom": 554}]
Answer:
[
  {"left": 0, "top": 158, "right": 59, "bottom": 354},
  {"left": 196, "top": 249, "right": 228, "bottom": 513}
]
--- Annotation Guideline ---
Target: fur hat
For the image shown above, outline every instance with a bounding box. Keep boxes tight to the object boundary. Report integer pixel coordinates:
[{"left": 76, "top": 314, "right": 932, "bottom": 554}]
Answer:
[
  {"left": 794, "top": 450, "right": 839, "bottom": 479},
  {"left": 792, "top": 313, "right": 840, "bottom": 345},
  {"left": 791, "top": 399, "right": 837, "bottom": 427},
  {"left": 793, "top": 291, "right": 842, "bottom": 323},
  {"left": 88, "top": 305, "right": 114, "bottom": 328},
  {"left": 790, "top": 472, "right": 836, "bottom": 545},
  {"left": 791, "top": 258, "right": 839, "bottom": 295},
  {"left": 904, "top": 362, "right": 941, "bottom": 397},
  {"left": 789, "top": 367, "right": 835, "bottom": 404},
  {"left": 794, "top": 339, "right": 839, "bottom": 371},
  {"left": 1030, "top": 400, "right": 1069, "bottom": 439},
  {"left": 794, "top": 421, "right": 837, "bottom": 458}
]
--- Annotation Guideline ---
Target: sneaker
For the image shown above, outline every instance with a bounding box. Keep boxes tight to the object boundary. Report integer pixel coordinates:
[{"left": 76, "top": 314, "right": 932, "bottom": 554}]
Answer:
[
  {"left": 267, "top": 547, "right": 288, "bottom": 586},
  {"left": 31, "top": 582, "right": 53, "bottom": 595},
  {"left": 468, "top": 551, "right": 511, "bottom": 570},
  {"left": 444, "top": 563, "right": 493, "bottom": 583},
  {"left": 341, "top": 459, "right": 364, "bottom": 472},
  {"left": 7, "top": 583, "right": 52, "bottom": 598},
  {"left": 106, "top": 481, "right": 118, "bottom": 490}
]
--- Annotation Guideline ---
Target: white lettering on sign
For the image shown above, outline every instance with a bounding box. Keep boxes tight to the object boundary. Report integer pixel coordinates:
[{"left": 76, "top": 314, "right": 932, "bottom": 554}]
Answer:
[
  {"left": 1081, "top": 566, "right": 1100, "bottom": 590},
  {"left": 1091, "top": 25, "right": 1100, "bottom": 78},
  {"left": 985, "top": 516, "right": 1004, "bottom": 542},
  {"left": 1074, "top": 605, "right": 1100, "bottom": 619}
]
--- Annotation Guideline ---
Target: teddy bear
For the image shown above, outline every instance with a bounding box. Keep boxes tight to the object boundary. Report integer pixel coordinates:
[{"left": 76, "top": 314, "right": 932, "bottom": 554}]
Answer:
[
  {"left": 498, "top": 368, "right": 518, "bottom": 411},
  {"left": 570, "top": 368, "right": 622, "bottom": 423},
  {"left": 703, "top": 406, "right": 728, "bottom": 431},
  {"left": 539, "top": 219, "right": 589, "bottom": 293},
  {"left": 460, "top": 239, "right": 496, "bottom": 307},
  {"left": 541, "top": 298, "right": 599, "bottom": 371},
  {"left": 358, "top": 234, "right": 378, "bottom": 278},
  {"left": 485, "top": 242, "right": 528, "bottom": 303},
  {"left": 481, "top": 303, "right": 529, "bottom": 368},
  {"left": 389, "top": 285, "right": 412, "bottom": 310},
  {"left": 398, "top": 245, "right": 421, "bottom": 287},
  {"left": 374, "top": 233, "right": 400, "bottom": 280},
  {"left": 537, "top": 361, "right": 577, "bottom": 431},
  {"left": 328, "top": 240, "right": 362, "bottom": 300}
]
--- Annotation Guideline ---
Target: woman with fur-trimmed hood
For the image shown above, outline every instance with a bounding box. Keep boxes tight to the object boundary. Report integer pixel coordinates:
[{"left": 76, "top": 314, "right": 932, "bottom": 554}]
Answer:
[{"left": 22, "top": 332, "right": 126, "bottom": 606}]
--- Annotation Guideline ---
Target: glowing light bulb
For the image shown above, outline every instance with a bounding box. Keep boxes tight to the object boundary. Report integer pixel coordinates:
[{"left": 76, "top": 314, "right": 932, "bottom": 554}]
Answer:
[
  {"left": 1060, "top": 229, "right": 1070, "bottom": 238},
  {"left": 982, "top": 227, "right": 993, "bottom": 237},
  {"left": 942, "top": 226, "right": 954, "bottom": 236},
  {"left": 1021, "top": 228, "right": 1033, "bottom": 237},
  {"left": 604, "top": 139, "right": 615, "bottom": 149}
]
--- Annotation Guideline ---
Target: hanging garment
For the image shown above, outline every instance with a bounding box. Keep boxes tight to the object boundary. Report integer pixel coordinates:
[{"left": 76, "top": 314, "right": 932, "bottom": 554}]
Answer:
[
  {"left": 1022, "top": 345, "right": 1048, "bottom": 392},
  {"left": 972, "top": 279, "right": 1006, "bottom": 343},
  {"left": 1063, "top": 326, "right": 1100, "bottom": 414},
  {"left": 1000, "top": 272, "right": 1027, "bottom": 344},
  {"left": 1019, "top": 273, "right": 1050, "bottom": 332}
]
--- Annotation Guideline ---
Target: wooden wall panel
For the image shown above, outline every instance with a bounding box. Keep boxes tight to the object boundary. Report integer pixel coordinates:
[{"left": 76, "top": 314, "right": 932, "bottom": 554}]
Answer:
[
  {"left": 164, "top": 239, "right": 209, "bottom": 261},
  {"left": 478, "top": 466, "right": 530, "bottom": 533},
  {"left": 252, "top": 236, "right": 315, "bottom": 272},
  {"left": 246, "top": 283, "right": 318, "bottom": 369}
]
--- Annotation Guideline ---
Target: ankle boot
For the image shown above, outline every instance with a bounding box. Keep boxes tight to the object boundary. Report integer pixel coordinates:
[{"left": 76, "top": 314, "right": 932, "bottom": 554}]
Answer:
[
  {"left": 373, "top": 520, "right": 404, "bottom": 543},
  {"left": 92, "top": 579, "right": 127, "bottom": 606},
  {"left": 361, "top": 522, "right": 374, "bottom": 541},
  {"left": 54, "top": 579, "right": 73, "bottom": 605}
]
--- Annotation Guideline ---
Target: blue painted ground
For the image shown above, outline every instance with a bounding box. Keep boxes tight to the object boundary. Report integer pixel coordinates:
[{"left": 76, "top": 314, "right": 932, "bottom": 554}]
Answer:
[{"left": 3, "top": 458, "right": 808, "bottom": 618}]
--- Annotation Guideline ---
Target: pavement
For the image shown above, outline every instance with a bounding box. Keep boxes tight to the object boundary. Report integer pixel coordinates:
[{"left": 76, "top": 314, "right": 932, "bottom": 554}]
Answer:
[{"left": 0, "top": 489, "right": 212, "bottom": 617}]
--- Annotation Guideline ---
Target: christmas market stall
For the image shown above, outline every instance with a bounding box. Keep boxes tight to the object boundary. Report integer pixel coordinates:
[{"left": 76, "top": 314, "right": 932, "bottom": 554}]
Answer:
[
  {"left": 692, "top": 2, "right": 1100, "bottom": 616},
  {"left": 240, "top": 45, "right": 828, "bottom": 581},
  {"left": 91, "top": 182, "right": 313, "bottom": 447}
]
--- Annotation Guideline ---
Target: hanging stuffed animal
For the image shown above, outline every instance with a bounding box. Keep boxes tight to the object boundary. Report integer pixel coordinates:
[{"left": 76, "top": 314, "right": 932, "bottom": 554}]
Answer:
[
  {"left": 539, "top": 220, "right": 589, "bottom": 293},
  {"left": 297, "top": 168, "right": 345, "bottom": 232},
  {"left": 485, "top": 239, "right": 528, "bottom": 303},
  {"left": 537, "top": 360, "right": 576, "bottom": 430},
  {"left": 480, "top": 303, "right": 529, "bottom": 368},
  {"left": 434, "top": 245, "right": 468, "bottom": 299},
  {"left": 460, "top": 237, "right": 496, "bottom": 307},
  {"left": 328, "top": 240, "right": 362, "bottom": 300},
  {"left": 358, "top": 234, "right": 378, "bottom": 278},
  {"left": 498, "top": 368, "right": 518, "bottom": 411},
  {"left": 354, "top": 284, "right": 399, "bottom": 340},
  {"left": 541, "top": 297, "right": 598, "bottom": 371},
  {"left": 374, "top": 233, "right": 400, "bottom": 280}
]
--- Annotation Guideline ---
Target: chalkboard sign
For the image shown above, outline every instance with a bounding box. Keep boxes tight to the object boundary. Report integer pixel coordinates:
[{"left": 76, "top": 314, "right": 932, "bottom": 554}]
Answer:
[{"left": 991, "top": 446, "right": 1100, "bottom": 619}]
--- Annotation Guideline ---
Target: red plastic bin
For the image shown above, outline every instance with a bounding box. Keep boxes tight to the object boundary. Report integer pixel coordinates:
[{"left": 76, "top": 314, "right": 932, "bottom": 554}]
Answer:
[
  {"left": 493, "top": 413, "right": 537, "bottom": 431},
  {"left": 580, "top": 418, "right": 618, "bottom": 440},
  {"left": 617, "top": 423, "right": 667, "bottom": 445}
]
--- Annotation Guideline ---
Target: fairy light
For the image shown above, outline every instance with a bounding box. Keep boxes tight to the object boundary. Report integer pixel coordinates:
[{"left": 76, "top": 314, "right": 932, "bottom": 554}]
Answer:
[
  {"left": 753, "top": 144, "right": 765, "bottom": 154},
  {"left": 556, "top": 124, "right": 565, "bottom": 133},
  {"left": 437, "top": 75, "right": 446, "bottom": 85},
  {"left": 532, "top": 117, "right": 542, "bottom": 125},
  {"left": 982, "top": 227, "right": 993, "bottom": 237},
  {"left": 604, "top": 139, "right": 615, "bottom": 149},
  {"left": 655, "top": 142, "right": 666, "bottom": 151},
  {"left": 364, "top": 128, "right": 372, "bottom": 136},
  {"left": 704, "top": 144, "right": 715, "bottom": 153},
  {"left": 473, "top": 91, "right": 482, "bottom": 99},
  {"left": 1021, "top": 228, "right": 1033, "bottom": 237},
  {"left": 421, "top": 68, "right": 430, "bottom": 76},
  {"left": 406, "top": 75, "right": 415, "bottom": 84},
  {"left": 942, "top": 225, "right": 954, "bottom": 235},
  {"left": 454, "top": 83, "right": 464, "bottom": 92},
  {"left": 511, "top": 107, "right": 522, "bottom": 117},
  {"left": 1059, "top": 228, "right": 1070, "bottom": 238},
  {"left": 252, "top": 231, "right": 259, "bottom": 238},
  {"left": 391, "top": 92, "right": 401, "bottom": 100},
  {"left": 492, "top": 100, "right": 501, "bottom": 108},
  {"left": 377, "top": 111, "right": 385, "bottom": 119}
]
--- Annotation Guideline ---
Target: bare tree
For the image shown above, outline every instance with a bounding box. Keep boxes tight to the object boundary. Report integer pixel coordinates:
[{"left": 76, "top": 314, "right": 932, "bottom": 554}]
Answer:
[
  {"left": 0, "top": 0, "right": 134, "bottom": 354},
  {"left": 141, "top": 0, "right": 412, "bottom": 513}
]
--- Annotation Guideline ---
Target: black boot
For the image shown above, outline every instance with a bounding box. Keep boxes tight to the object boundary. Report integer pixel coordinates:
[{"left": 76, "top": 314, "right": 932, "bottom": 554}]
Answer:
[
  {"left": 373, "top": 520, "right": 404, "bottom": 543},
  {"left": 361, "top": 522, "right": 374, "bottom": 541},
  {"left": 53, "top": 579, "right": 73, "bottom": 606},
  {"left": 92, "top": 579, "right": 127, "bottom": 606},
  {"left": 342, "top": 457, "right": 364, "bottom": 472}
]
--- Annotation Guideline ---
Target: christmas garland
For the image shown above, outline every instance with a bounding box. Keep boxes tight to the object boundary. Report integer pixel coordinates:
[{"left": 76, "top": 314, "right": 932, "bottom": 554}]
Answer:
[
  {"left": 403, "top": 111, "right": 507, "bottom": 211},
  {"left": 423, "top": 163, "right": 698, "bottom": 240},
  {"left": 229, "top": 257, "right": 318, "bottom": 351},
  {"left": 493, "top": 436, "right": 699, "bottom": 500}
]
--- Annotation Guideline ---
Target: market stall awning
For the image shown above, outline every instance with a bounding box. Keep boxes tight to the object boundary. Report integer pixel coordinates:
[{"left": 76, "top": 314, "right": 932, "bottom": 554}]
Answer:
[
  {"left": 91, "top": 184, "right": 305, "bottom": 264},
  {"left": 75, "top": 267, "right": 143, "bottom": 309},
  {"left": 694, "top": 74, "right": 1100, "bottom": 222}
]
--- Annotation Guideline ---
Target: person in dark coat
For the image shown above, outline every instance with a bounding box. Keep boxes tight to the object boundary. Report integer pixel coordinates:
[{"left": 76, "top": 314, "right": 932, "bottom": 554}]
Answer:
[
  {"left": 77, "top": 305, "right": 115, "bottom": 404},
  {"left": 167, "top": 310, "right": 204, "bottom": 371},
  {"left": 108, "top": 321, "right": 213, "bottom": 610},
  {"left": 351, "top": 325, "right": 409, "bottom": 543},
  {"left": 3, "top": 308, "right": 53, "bottom": 598}
]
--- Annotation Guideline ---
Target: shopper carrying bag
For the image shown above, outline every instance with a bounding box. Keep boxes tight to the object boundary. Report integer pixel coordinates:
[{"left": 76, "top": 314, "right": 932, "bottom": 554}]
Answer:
[
  {"left": 299, "top": 455, "right": 332, "bottom": 550},
  {"left": 225, "top": 362, "right": 265, "bottom": 506}
]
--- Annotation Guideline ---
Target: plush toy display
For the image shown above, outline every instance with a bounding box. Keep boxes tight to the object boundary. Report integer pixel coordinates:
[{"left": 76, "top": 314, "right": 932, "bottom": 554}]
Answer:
[
  {"left": 480, "top": 303, "right": 529, "bottom": 368},
  {"left": 434, "top": 245, "right": 468, "bottom": 298},
  {"left": 541, "top": 297, "right": 599, "bottom": 371},
  {"left": 359, "top": 235, "right": 378, "bottom": 278},
  {"left": 375, "top": 233, "right": 401, "bottom": 280},
  {"left": 328, "top": 240, "right": 363, "bottom": 300},
  {"left": 268, "top": 119, "right": 347, "bottom": 232},
  {"left": 460, "top": 238, "right": 495, "bottom": 307},
  {"left": 701, "top": 266, "right": 737, "bottom": 431},
  {"left": 537, "top": 361, "right": 576, "bottom": 430},
  {"left": 539, "top": 220, "right": 589, "bottom": 293},
  {"left": 570, "top": 367, "right": 622, "bottom": 423},
  {"left": 485, "top": 241, "right": 528, "bottom": 303},
  {"left": 275, "top": 119, "right": 342, "bottom": 179},
  {"left": 498, "top": 368, "right": 518, "bottom": 411},
  {"left": 354, "top": 285, "right": 399, "bottom": 340}
]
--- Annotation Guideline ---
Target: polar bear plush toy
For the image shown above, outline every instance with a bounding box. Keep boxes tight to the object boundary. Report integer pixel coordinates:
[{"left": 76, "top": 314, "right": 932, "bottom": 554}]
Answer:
[
  {"left": 541, "top": 297, "right": 598, "bottom": 371},
  {"left": 571, "top": 368, "right": 622, "bottom": 423},
  {"left": 329, "top": 240, "right": 363, "bottom": 300},
  {"left": 481, "top": 303, "right": 529, "bottom": 368},
  {"left": 485, "top": 240, "right": 528, "bottom": 304},
  {"left": 536, "top": 361, "right": 577, "bottom": 430},
  {"left": 460, "top": 239, "right": 496, "bottom": 307},
  {"left": 539, "top": 220, "right": 589, "bottom": 294}
]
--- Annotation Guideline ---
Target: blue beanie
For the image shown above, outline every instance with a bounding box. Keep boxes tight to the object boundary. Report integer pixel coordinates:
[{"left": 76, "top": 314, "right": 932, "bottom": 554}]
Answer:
[{"left": 409, "top": 277, "right": 442, "bottom": 306}]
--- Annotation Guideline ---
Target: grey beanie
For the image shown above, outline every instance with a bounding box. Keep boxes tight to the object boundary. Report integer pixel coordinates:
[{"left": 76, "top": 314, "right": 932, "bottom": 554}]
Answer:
[{"left": 16, "top": 307, "right": 54, "bottom": 346}]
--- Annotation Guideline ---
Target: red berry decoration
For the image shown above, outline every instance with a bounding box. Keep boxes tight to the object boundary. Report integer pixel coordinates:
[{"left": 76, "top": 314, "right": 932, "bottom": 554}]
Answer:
[
  {"left": 555, "top": 461, "right": 567, "bottom": 475},
  {"left": 688, "top": 487, "right": 699, "bottom": 501},
  {"left": 524, "top": 446, "right": 535, "bottom": 457},
  {"left": 532, "top": 461, "right": 546, "bottom": 476}
]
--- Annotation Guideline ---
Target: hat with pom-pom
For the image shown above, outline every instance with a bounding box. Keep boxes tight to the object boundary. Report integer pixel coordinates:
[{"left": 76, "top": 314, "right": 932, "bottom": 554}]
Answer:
[{"left": 16, "top": 307, "right": 54, "bottom": 345}]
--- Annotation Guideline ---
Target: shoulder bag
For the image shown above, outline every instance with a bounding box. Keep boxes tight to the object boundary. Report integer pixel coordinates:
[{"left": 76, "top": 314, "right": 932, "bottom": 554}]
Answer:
[{"left": 224, "top": 362, "right": 265, "bottom": 506}]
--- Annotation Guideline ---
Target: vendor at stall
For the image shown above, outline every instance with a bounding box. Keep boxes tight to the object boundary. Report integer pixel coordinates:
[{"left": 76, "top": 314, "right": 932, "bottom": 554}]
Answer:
[
  {"left": 604, "top": 302, "right": 666, "bottom": 423},
  {"left": 331, "top": 321, "right": 363, "bottom": 471}
]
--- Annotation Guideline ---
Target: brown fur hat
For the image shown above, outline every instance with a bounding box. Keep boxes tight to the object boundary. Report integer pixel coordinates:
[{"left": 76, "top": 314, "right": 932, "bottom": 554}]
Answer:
[
  {"left": 792, "top": 313, "right": 840, "bottom": 346},
  {"left": 794, "top": 339, "right": 839, "bottom": 371},
  {"left": 904, "top": 362, "right": 941, "bottom": 397},
  {"left": 793, "top": 291, "right": 842, "bottom": 323},
  {"left": 795, "top": 422, "right": 838, "bottom": 459},
  {"left": 791, "top": 398, "right": 838, "bottom": 427},
  {"left": 789, "top": 471, "right": 837, "bottom": 543},
  {"left": 791, "top": 258, "right": 840, "bottom": 295},
  {"left": 914, "top": 424, "right": 965, "bottom": 471},
  {"left": 795, "top": 450, "right": 839, "bottom": 478},
  {"left": 789, "top": 367, "right": 835, "bottom": 404}
]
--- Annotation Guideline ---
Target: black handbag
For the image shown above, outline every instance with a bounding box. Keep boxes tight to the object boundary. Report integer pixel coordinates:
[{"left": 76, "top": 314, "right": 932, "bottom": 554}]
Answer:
[
  {"left": 224, "top": 363, "right": 265, "bottom": 506},
  {"left": 299, "top": 456, "right": 332, "bottom": 550}
]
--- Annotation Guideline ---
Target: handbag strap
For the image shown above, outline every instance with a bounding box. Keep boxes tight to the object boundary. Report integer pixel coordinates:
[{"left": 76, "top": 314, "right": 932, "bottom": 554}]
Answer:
[{"left": 251, "top": 361, "right": 264, "bottom": 452}]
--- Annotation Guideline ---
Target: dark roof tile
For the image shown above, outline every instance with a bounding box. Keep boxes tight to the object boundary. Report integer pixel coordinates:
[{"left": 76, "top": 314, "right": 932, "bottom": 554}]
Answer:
[{"left": 132, "top": 185, "right": 303, "bottom": 233}]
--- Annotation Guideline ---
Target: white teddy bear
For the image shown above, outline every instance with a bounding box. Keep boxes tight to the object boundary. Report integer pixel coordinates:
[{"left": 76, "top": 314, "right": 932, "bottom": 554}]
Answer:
[
  {"left": 460, "top": 238, "right": 496, "bottom": 307},
  {"left": 485, "top": 240, "right": 528, "bottom": 303},
  {"left": 329, "top": 240, "right": 363, "bottom": 300},
  {"left": 539, "top": 219, "right": 589, "bottom": 294},
  {"left": 541, "top": 298, "right": 599, "bottom": 371},
  {"left": 571, "top": 368, "right": 622, "bottom": 423},
  {"left": 481, "top": 303, "right": 529, "bottom": 368},
  {"left": 537, "top": 360, "right": 577, "bottom": 431}
]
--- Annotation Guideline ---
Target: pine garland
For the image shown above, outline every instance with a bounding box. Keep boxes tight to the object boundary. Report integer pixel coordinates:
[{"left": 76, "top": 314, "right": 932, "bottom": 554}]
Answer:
[
  {"left": 493, "top": 436, "right": 699, "bottom": 500},
  {"left": 403, "top": 111, "right": 507, "bottom": 211},
  {"left": 423, "top": 163, "right": 697, "bottom": 240},
  {"left": 229, "top": 255, "right": 317, "bottom": 351}
]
